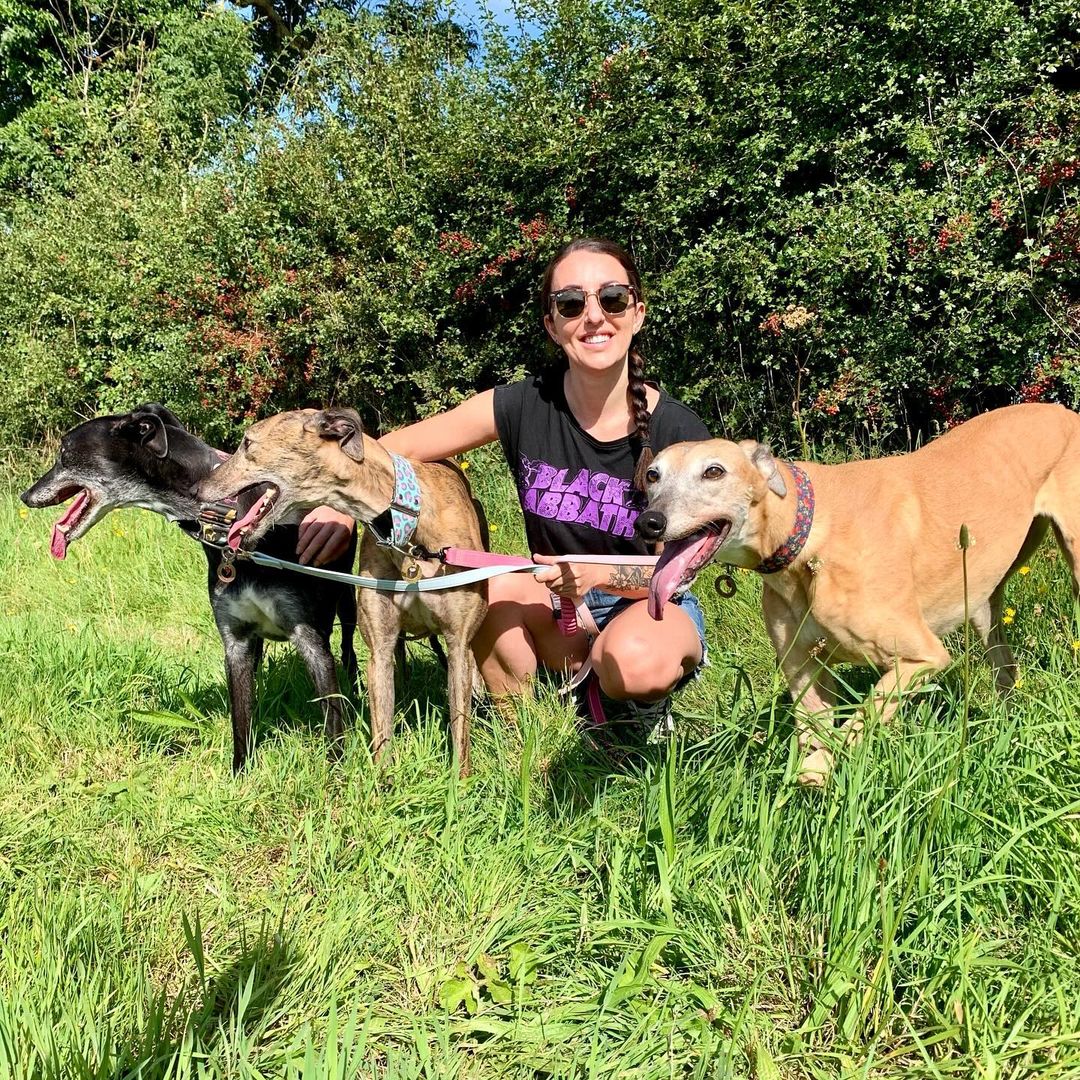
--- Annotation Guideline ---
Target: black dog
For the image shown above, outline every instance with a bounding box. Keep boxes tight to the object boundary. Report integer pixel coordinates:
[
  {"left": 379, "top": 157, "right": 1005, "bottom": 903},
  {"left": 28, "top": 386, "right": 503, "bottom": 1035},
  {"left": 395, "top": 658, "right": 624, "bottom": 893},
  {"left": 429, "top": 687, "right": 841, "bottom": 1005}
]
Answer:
[{"left": 20, "top": 404, "right": 357, "bottom": 772}]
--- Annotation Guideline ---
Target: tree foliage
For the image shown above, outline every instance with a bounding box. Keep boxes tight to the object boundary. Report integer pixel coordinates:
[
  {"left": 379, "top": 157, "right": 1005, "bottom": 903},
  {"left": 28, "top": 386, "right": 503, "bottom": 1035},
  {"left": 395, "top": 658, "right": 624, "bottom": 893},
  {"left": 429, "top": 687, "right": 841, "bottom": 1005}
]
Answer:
[{"left": 0, "top": 0, "right": 1077, "bottom": 450}]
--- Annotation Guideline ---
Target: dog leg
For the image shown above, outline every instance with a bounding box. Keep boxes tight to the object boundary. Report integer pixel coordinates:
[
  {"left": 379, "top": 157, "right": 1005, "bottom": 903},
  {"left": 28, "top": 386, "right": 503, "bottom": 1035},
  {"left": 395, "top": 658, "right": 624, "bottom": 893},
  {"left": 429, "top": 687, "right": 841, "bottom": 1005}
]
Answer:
[
  {"left": 788, "top": 667, "right": 840, "bottom": 788},
  {"left": 365, "top": 641, "right": 396, "bottom": 765},
  {"left": 866, "top": 643, "right": 951, "bottom": 727},
  {"left": 974, "top": 590, "right": 1018, "bottom": 693},
  {"left": 445, "top": 632, "right": 473, "bottom": 778},
  {"left": 337, "top": 588, "right": 359, "bottom": 688},
  {"left": 290, "top": 624, "right": 346, "bottom": 762},
  {"left": 763, "top": 590, "right": 840, "bottom": 786},
  {"left": 1049, "top": 519, "right": 1080, "bottom": 599},
  {"left": 221, "top": 629, "right": 259, "bottom": 773}
]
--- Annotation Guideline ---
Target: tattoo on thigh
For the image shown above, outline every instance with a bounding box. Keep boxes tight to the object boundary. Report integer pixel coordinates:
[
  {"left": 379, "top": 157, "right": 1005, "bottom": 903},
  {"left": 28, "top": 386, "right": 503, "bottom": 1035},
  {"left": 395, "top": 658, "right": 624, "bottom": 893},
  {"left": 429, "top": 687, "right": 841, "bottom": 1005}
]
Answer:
[{"left": 607, "top": 565, "right": 653, "bottom": 592}]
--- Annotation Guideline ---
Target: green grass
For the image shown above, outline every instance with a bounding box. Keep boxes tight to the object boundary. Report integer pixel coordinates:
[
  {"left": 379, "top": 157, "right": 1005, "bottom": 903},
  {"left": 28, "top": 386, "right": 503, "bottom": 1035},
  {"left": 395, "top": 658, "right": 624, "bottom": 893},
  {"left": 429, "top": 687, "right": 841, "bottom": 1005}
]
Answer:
[{"left": 2, "top": 444, "right": 1080, "bottom": 1078}]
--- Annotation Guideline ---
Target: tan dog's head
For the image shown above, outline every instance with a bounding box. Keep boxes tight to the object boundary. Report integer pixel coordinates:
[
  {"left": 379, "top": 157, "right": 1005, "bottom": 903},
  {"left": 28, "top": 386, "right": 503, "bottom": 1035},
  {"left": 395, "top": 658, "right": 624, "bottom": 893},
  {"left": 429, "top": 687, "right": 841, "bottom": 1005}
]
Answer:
[
  {"left": 636, "top": 438, "right": 787, "bottom": 618},
  {"left": 196, "top": 408, "right": 369, "bottom": 549}
]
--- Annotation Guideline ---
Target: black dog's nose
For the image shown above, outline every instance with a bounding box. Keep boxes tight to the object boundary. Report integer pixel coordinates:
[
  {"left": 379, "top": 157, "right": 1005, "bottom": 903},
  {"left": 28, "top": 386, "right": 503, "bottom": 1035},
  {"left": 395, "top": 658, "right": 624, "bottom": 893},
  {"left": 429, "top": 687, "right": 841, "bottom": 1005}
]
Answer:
[{"left": 635, "top": 509, "right": 667, "bottom": 542}]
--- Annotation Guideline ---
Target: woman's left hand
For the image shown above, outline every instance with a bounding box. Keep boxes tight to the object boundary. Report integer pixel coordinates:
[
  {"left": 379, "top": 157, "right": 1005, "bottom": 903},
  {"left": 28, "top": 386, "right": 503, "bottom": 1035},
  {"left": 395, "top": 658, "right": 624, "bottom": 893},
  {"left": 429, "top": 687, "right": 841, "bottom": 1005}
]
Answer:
[{"left": 532, "top": 555, "right": 608, "bottom": 599}]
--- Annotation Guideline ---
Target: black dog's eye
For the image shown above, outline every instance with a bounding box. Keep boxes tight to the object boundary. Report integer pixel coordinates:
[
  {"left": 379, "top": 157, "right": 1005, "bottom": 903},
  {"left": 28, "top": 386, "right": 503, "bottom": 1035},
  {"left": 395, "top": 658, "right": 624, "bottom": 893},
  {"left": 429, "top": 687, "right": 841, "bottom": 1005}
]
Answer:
[
  {"left": 703, "top": 464, "right": 726, "bottom": 480},
  {"left": 645, "top": 467, "right": 660, "bottom": 484}
]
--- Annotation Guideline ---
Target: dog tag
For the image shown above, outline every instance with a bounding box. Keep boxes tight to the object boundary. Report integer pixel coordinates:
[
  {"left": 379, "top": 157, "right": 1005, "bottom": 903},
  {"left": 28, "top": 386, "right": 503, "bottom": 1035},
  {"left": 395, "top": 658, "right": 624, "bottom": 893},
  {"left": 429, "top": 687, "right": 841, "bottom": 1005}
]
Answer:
[
  {"left": 715, "top": 574, "right": 737, "bottom": 599},
  {"left": 401, "top": 558, "right": 422, "bottom": 582}
]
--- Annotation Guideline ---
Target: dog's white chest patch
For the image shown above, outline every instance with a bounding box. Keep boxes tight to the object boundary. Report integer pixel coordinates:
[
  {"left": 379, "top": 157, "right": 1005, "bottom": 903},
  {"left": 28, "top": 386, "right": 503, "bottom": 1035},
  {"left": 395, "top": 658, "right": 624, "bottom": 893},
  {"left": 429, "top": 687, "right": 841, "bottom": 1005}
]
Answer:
[
  {"left": 222, "top": 586, "right": 290, "bottom": 640},
  {"left": 394, "top": 593, "right": 440, "bottom": 633}
]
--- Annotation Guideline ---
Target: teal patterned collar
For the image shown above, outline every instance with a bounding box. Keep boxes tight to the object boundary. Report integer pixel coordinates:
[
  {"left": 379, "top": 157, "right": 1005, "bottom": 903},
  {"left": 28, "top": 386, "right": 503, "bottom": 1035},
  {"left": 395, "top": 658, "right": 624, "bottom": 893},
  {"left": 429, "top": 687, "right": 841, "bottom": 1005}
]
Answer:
[{"left": 368, "top": 453, "right": 421, "bottom": 549}]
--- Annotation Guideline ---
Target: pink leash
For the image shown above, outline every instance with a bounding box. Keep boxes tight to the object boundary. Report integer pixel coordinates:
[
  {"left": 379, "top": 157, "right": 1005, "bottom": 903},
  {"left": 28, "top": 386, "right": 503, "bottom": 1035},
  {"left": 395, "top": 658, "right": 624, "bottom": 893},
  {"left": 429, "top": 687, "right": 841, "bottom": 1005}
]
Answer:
[{"left": 442, "top": 547, "right": 658, "bottom": 726}]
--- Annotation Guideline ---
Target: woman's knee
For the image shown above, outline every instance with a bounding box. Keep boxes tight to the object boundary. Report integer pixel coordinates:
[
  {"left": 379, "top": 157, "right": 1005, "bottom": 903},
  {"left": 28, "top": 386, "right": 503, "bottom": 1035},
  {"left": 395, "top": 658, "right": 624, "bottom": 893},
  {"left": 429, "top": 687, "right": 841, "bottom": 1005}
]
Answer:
[
  {"left": 593, "top": 632, "right": 691, "bottom": 701},
  {"left": 592, "top": 603, "right": 701, "bottom": 700}
]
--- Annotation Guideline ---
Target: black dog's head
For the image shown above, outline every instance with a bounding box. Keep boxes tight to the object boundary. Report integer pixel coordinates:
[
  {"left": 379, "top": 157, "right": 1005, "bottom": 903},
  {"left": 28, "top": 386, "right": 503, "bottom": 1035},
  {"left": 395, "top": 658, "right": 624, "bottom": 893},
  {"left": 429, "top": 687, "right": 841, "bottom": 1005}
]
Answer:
[{"left": 20, "top": 403, "right": 220, "bottom": 559}]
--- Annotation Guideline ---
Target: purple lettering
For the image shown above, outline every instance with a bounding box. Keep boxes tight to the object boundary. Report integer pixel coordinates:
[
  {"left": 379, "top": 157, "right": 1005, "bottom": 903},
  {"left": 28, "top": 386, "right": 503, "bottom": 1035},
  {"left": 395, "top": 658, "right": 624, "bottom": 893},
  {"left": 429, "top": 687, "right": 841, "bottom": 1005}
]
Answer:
[
  {"left": 535, "top": 463, "right": 558, "bottom": 490},
  {"left": 613, "top": 505, "right": 639, "bottom": 538},
  {"left": 577, "top": 500, "right": 601, "bottom": 528},
  {"left": 537, "top": 492, "right": 562, "bottom": 518},
  {"left": 556, "top": 494, "right": 582, "bottom": 521}
]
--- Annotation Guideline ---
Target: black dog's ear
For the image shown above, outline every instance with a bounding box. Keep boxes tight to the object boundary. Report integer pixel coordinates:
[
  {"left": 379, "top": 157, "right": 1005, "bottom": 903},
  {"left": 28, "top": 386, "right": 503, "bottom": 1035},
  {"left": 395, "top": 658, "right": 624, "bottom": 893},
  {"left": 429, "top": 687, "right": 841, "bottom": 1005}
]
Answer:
[
  {"left": 304, "top": 408, "right": 366, "bottom": 463},
  {"left": 114, "top": 410, "right": 170, "bottom": 459},
  {"left": 131, "top": 402, "right": 185, "bottom": 430},
  {"left": 739, "top": 440, "right": 787, "bottom": 498}
]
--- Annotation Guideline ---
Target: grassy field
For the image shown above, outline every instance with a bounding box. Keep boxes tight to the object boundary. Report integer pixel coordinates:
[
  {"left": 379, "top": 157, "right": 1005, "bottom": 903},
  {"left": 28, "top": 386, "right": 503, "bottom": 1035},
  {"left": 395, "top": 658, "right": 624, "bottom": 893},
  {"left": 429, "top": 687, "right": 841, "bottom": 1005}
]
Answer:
[{"left": 2, "top": 443, "right": 1080, "bottom": 1079}]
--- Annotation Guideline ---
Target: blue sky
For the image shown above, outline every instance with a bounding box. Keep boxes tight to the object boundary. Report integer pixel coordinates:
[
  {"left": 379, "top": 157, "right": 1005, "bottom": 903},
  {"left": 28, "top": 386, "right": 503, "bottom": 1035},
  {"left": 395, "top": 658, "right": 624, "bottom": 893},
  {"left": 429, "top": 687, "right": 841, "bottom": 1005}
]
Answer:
[{"left": 443, "top": 0, "right": 541, "bottom": 38}]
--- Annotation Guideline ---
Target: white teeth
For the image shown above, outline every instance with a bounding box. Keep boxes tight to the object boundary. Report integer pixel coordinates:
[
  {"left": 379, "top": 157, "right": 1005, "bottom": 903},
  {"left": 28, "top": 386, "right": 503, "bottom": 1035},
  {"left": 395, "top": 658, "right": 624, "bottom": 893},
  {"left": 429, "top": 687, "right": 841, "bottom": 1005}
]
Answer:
[{"left": 56, "top": 524, "right": 69, "bottom": 534}]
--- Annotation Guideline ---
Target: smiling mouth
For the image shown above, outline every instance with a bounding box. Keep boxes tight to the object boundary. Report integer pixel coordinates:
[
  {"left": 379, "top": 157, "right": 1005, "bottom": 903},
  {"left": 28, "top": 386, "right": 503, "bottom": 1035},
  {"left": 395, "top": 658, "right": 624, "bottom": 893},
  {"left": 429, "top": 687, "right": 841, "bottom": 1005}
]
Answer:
[
  {"left": 225, "top": 485, "right": 279, "bottom": 549},
  {"left": 647, "top": 520, "right": 732, "bottom": 620},
  {"left": 50, "top": 487, "right": 97, "bottom": 559}
]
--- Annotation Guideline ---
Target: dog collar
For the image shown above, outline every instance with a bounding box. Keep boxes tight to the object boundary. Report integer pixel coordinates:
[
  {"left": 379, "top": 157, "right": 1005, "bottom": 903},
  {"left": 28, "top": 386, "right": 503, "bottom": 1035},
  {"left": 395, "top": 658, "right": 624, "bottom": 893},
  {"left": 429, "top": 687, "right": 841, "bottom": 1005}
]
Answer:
[
  {"left": 755, "top": 463, "right": 814, "bottom": 574},
  {"left": 368, "top": 453, "right": 422, "bottom": 549}
]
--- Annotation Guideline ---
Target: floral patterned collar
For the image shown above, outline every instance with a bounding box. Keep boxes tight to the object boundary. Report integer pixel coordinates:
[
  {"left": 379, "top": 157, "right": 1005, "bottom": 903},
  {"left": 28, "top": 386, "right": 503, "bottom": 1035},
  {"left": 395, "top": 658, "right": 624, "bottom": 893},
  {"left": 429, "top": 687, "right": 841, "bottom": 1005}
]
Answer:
[{"left": 755, "top": 463, "right": 814, "bottom": 574}]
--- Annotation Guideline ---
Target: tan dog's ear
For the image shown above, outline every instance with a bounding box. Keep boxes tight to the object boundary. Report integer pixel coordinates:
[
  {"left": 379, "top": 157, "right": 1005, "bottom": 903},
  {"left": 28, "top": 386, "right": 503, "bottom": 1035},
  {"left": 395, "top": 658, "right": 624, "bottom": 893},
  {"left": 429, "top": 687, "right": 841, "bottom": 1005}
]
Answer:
[
  {"left": 305, "top": 408, "right": 366, "bottom": 463},
  {"left": 739, "top": 440, "right": 787, "bottom": 497}
]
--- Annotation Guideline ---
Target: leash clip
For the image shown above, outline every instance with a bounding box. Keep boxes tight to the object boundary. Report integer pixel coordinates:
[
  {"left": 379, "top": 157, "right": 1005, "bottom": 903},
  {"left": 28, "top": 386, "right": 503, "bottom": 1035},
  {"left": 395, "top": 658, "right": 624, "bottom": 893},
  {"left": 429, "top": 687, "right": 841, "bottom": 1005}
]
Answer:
[{"left": 217, "top": 547, "right": 238, "bottom": 585}]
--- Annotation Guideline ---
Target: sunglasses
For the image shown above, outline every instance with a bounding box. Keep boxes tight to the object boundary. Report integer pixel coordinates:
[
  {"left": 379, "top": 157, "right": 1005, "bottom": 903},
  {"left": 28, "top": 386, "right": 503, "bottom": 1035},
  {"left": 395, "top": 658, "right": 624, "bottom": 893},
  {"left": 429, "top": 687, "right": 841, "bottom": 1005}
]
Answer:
[{"left": 550, "top": 282, "right": 636, "bottom": 319}]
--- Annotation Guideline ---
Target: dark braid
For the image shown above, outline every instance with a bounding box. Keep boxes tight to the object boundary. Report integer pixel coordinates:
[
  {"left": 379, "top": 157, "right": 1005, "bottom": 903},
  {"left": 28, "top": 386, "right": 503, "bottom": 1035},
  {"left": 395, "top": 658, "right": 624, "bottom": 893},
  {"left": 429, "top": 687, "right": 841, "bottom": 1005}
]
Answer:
[
  {"left": 539, "top": 237, "right": 653, "bottom": 490},
  {"left": 627, "top": 343, "right": 654, "bottom": 492}
]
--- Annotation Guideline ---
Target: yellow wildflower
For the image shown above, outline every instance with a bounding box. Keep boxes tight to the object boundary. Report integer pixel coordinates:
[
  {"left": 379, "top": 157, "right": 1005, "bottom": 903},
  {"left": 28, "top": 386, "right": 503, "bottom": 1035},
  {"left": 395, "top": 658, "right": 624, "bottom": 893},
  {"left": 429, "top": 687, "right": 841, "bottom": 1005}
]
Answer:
[
  {"left": 1018, "top": 565, "right": 1031, "bottom": 575},
  {"left": 113, "top": 528, "right": 125, "bottom": 538},
  {"left": 1014, "top": 675, "right": 1024, "bottom": 689},
  {"left": 19, "top": 508, "right": 29, "bottom": 519},
  {"left": 1072, "top": 640, "right": 1080, "bottom": 651},
  {"left": 1002, "top": 615, "right": 1013, "bottom": 625},
  {"left": 1005, "top": 607, "right": 1016, "bottom": 617},
  {"left": 489, "top": 522, "right": 499, "bottom": 532},
  {"left": 460, "top": 459, "right": 471, "bottom": 471}
]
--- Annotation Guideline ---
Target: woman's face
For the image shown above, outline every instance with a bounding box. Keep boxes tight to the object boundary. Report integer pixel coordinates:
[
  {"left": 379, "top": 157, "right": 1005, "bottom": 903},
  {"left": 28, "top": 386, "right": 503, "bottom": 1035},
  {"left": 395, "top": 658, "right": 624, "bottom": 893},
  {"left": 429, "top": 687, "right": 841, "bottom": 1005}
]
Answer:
[{"left": 544, "top": 249, "right": 645, "bottom": 376}]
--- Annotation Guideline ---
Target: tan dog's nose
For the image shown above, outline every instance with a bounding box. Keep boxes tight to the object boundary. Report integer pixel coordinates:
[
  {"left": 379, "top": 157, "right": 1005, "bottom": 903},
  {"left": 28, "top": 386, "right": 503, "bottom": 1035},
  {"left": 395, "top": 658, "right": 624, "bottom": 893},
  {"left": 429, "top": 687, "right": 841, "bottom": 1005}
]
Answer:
[{"left": 636, "top": 509, "right": 667, "bottom": 542}]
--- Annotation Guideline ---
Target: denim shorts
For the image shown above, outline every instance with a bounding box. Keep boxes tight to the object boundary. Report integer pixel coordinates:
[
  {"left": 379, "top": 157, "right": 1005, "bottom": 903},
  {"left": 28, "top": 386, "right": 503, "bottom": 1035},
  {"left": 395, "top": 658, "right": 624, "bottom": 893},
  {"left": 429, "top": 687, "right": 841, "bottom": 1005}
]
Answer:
[{"left": 570, "top": 587, "right": 709, "bottom": 679}]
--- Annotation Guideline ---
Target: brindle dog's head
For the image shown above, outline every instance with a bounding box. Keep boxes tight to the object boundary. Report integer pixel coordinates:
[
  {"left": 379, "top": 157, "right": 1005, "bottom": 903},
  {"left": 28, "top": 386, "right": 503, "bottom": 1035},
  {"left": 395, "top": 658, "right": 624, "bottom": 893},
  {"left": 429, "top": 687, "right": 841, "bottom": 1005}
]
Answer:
[{"left": 195, "top": 408, "right": 372, "bottom": 549}]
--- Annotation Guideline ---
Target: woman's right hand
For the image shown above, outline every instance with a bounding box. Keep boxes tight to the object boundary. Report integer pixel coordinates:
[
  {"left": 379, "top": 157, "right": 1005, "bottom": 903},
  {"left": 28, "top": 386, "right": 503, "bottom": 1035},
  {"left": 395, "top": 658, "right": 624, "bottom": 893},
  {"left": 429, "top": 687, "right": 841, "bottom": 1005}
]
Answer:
[{"left": 532, "top": 555, "right": 609, "bottom": 600}]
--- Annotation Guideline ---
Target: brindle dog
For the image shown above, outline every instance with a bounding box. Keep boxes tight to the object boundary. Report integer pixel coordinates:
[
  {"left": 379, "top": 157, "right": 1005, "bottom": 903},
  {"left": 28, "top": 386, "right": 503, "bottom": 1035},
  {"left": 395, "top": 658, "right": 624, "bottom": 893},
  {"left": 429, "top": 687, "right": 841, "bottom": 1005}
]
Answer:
[{"left": 197, "top": 407, "right": 488, "bottom": 776}]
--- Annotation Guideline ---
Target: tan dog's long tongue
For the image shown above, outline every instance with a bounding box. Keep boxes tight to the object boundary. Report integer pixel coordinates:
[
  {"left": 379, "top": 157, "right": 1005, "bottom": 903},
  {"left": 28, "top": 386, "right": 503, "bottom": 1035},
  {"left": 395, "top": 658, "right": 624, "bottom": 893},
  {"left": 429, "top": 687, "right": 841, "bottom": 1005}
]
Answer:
[
  {"left": 50, "top": 491, "right": 89, "bottom": 560},
  {"left": 647, "top": 532, "right": 719, "bottom": 620}
]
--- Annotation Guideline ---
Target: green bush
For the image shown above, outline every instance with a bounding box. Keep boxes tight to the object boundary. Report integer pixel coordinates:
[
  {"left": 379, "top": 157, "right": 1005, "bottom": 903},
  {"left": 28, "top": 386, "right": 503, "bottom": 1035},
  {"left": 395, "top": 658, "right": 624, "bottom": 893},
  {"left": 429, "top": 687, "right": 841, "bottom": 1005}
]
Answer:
[{"left": 0, "top": 0, "right": 1077, "bottom": 451}]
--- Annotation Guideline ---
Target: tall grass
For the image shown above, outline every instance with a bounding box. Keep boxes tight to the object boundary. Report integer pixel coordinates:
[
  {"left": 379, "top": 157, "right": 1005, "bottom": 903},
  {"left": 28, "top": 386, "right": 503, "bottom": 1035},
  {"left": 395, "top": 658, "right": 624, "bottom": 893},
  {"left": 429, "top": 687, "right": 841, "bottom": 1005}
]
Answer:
[{"left": 1, "top": 445, "right": 1079, "bottom": 1078}]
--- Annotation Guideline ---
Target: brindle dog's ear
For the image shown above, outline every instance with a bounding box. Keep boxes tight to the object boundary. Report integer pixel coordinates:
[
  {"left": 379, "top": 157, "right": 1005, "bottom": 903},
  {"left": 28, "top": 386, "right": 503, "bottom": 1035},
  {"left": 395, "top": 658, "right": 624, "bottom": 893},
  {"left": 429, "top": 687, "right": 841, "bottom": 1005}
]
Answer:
[
  {"left": 114, "top": 410, "right": 170, "bottom": 459},
  {"left": 306, "top": 408, "right": 366, "bottom": 463},
  {"left": 739, "top": 439, "right": 787, "bottom": 497}
]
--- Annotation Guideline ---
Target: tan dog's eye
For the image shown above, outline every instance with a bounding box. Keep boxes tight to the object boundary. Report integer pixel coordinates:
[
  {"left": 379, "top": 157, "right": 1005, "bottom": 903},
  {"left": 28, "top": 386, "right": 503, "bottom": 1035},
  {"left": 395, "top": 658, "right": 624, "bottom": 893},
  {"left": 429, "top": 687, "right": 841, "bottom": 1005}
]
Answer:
[
  {"left": 703, "top": 464, "right": 726, "bottom": 480},
  {"left": 646, "top": 467, "right": 660, "bottom": 485},
  {"left": 241, "top": 436, "right": 251, "bottom": 453}
]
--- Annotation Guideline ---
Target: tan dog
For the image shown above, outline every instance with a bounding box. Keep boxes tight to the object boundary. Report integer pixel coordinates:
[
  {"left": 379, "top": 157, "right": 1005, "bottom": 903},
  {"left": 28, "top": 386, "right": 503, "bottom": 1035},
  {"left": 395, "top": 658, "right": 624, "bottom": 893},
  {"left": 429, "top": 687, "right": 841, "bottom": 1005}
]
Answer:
[
  {"left": 636, "top": 403, "right": 1080, "bottom": 784},
  {"left": 197, "top": 407, "right": 488, "bottom": 776}
]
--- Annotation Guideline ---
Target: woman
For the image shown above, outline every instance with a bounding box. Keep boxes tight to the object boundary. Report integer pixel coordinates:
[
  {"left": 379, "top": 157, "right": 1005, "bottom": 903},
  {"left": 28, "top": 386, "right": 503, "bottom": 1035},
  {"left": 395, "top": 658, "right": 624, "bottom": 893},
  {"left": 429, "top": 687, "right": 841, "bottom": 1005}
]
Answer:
[{"left": 298, "top": 238, "right": 712, "bottom": 720}]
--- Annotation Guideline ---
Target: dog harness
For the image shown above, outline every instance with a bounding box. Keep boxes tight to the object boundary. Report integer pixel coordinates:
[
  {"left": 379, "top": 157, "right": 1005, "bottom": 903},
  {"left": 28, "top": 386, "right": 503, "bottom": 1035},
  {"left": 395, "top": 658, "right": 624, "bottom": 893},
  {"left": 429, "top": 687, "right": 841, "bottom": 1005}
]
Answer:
[{"left": 755, "top": 462, "right": 815, "bottom": 574}]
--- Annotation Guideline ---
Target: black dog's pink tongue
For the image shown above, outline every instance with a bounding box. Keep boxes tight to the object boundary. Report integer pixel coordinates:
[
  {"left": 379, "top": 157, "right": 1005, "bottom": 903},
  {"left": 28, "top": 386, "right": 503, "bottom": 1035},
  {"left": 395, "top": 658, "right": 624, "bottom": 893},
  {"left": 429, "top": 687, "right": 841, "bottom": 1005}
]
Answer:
[
  {"left": 648, "top": 532, "right": 719, "bottom": 620},
  {"left": 50, "top": 491, "right": 89, "bottom": 560}
]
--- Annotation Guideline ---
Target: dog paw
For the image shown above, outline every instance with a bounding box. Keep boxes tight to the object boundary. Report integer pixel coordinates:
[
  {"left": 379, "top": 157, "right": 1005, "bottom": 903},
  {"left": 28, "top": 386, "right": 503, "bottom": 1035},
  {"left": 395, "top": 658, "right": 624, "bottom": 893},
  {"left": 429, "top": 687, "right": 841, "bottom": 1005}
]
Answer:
[{"left": 797, "top": 746, "right": 835, "bottom": 787}]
